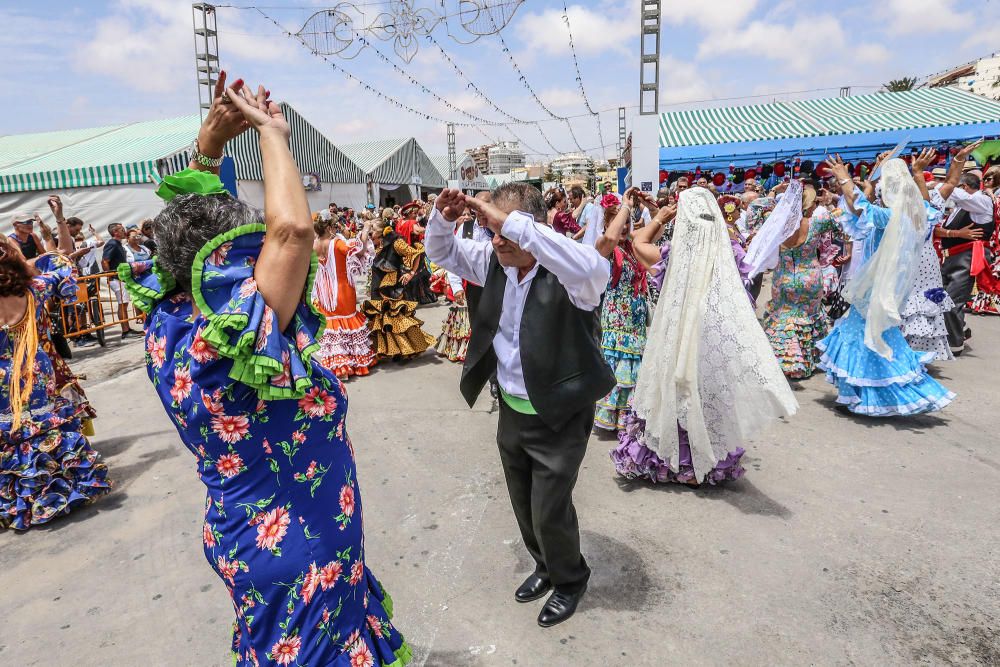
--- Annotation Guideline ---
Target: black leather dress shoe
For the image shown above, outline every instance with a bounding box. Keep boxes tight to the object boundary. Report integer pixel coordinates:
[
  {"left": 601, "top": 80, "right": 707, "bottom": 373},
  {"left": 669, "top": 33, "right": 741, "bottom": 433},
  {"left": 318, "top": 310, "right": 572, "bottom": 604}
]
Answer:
[
  {"left": 514, "top": 574, "right": 551, "bottom": 603},
  {"left": 537, "top": 584, "right": 587, "bottom": 627}
]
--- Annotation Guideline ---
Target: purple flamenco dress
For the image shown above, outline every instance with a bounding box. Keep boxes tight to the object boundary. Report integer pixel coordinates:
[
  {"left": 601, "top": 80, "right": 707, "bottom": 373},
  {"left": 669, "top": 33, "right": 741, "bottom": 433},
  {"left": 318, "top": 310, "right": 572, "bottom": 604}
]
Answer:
[{"left": 611, "top": 238, "right": 758, "bottom": 485}]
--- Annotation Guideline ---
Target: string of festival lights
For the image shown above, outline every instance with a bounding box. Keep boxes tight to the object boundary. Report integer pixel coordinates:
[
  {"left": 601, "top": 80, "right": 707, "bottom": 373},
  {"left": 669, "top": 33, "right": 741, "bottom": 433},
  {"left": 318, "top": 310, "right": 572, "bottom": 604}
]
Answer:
[
  {"left": 485, "top": 11, "right": 586, "bottom": 153},
  {"left": 354, "top": 33, "right": 508, "bottom": 126},
  {"left": 255, "top": 8, "right": 489, "bottom": 127},
  {"left": 241, "top": 5, "right": 609, "bottom": 158},
  {"left": 561, "top": 2, "right": 605, "bottom": 157},
  {"left": 426, "top": 33, "right": 567, "bottom": 154}
]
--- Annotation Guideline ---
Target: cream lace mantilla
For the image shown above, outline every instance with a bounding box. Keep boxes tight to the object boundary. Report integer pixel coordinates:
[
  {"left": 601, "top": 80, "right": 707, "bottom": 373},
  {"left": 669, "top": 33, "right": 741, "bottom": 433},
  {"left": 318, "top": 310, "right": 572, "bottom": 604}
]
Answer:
[{"left": 631, "top": 187, "right": 798, "bottom": 478}]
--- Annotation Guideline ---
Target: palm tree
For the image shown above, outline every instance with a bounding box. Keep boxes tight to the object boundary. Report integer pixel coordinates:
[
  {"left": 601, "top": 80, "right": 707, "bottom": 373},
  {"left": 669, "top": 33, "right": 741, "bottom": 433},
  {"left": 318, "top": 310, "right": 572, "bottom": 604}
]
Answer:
[{"left": 883, "top": 77, "right": 918, "bottom": 92}]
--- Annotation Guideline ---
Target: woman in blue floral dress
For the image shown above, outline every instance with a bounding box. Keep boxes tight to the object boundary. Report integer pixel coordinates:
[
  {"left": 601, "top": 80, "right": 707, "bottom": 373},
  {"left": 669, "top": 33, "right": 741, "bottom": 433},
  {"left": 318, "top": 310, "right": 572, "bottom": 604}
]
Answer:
[
  {"left": 122, "top": 76, "right": 410, "bottom": 667},
  {"left": 0, "top": 234, "right": 110, "bottom": 530},
  {"left": 761, "top": 186, "right": 839, "bottom": 379},
  {"left": 594, "top": 192, "right": 648, "bottom": 432}
]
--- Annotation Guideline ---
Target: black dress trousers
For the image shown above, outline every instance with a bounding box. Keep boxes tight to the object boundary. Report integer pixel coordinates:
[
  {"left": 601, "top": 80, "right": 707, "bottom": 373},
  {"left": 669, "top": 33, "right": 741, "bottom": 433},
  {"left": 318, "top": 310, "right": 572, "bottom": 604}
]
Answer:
[
  {"left": 495, "top": 399, "right": 593, "bottom": 594},
  {"left": 941, "top": 250, "right": 975, "bottom": 347}
]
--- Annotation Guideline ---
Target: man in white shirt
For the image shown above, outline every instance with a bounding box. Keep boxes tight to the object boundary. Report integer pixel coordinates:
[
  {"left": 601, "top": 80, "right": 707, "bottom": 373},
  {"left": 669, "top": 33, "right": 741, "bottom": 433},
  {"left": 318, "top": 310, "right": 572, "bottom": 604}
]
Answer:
[
  {"left": 936, "top": 142, "right": 993, "bottom": 354},
  {"left": 568, "top": 185, "right": 603, "bottom": 246},
  {"left": 426, "top": 183, "right": 613, "bottom": 628}
]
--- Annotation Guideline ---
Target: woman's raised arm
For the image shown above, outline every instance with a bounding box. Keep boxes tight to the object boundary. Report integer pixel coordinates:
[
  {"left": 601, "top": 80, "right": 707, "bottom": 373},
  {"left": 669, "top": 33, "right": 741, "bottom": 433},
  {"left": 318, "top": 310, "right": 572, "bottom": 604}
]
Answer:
[{"left": 226, "top": 84, "right": 313, "bottom": 332}]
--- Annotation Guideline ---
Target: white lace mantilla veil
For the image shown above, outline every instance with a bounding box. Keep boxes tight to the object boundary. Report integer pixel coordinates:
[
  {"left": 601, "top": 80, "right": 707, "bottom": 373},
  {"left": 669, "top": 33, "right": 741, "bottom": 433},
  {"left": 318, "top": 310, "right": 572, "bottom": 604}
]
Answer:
[
  {"left": 744, "top": 179, "right": 803, "bottom": 278},
  {"left": 842, "top": 158, "right": 928, "bottom": 359},
  {"left": 631, "top": 187, "right": 799, "bottom": 478}
]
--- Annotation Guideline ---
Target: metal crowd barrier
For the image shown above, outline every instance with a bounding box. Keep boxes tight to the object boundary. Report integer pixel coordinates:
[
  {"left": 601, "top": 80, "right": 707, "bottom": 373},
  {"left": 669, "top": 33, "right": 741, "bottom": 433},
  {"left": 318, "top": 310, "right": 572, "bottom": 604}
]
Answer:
[{"left": 50, "top": 271, "right": 145, "bottom": 347}]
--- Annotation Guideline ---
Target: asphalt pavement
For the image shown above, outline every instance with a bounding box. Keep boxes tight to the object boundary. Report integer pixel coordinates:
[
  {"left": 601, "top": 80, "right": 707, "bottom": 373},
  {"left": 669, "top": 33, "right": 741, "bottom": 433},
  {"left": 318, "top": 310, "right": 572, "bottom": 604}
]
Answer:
[{"left": 1, "top": 301, "right": 998, "bottom": 666}]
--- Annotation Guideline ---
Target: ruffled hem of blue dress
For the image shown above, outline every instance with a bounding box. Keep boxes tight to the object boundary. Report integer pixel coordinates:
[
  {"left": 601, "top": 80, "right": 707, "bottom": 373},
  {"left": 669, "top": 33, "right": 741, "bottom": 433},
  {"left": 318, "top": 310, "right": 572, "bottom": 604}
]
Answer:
[{"left": 818, "top": 309, "right": 955, "bottom": 416}]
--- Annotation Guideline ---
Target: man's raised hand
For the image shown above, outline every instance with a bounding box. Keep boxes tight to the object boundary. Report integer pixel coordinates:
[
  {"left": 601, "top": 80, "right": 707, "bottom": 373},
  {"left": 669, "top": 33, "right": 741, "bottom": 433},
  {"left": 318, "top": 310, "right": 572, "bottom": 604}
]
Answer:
[
  {"left": 435, "top": 188, "right": 466, "bottom": 222},
  {"left": 463, "top": 194, "right": 508, "bottom": 236}
]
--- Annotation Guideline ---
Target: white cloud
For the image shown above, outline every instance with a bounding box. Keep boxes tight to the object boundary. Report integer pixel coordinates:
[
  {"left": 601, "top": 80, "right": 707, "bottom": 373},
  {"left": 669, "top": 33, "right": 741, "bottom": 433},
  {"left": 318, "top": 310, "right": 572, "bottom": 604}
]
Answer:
[
  {"left": 856, "top": 44, "right": 891, "bottom": 64},
  {"left": 658, "top": 56, "right": 714, "bottom": 106},
  {"left": 702, "top": 15, "right": 846, "bottom": 73},
  {"left": 538, "top": 87, "right": 585, "bottom": 110},
  {"left": 75, "top": 0, "right": 300, "bottom": 94},
  {"left": 516, "top": 3, "right": 634, "bottom": 56},
  {"left": 880, "top": 0, "right": 974, "bottom": 34},
  {"left": 663, "top": 0, "right": 761, "bottom": 29}
]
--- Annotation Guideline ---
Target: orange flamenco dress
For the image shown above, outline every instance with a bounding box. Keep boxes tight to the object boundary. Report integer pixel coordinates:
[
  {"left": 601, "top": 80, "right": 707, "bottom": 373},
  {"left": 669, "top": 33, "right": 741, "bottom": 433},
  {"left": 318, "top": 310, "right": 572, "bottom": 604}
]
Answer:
[{"left": 312, "top": 237, "right": 377, "bottom": 379}]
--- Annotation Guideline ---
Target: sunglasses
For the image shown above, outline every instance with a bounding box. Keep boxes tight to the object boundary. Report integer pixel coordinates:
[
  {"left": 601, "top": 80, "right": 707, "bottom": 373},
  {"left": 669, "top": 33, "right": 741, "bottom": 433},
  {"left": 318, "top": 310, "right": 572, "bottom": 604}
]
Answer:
[{"left": 13, "top": 219, "right": 33, "bottom": 226}]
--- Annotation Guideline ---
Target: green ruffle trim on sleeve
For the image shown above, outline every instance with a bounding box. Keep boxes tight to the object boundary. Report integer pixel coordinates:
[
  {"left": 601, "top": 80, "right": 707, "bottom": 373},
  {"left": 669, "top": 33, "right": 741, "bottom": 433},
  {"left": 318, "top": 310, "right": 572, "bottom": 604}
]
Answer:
[
  {"left": 190, "top": 223, "right": 325, "bottom": 402},
  {"left": 117, "top": 260, "right": 177, "bottom": 314}
]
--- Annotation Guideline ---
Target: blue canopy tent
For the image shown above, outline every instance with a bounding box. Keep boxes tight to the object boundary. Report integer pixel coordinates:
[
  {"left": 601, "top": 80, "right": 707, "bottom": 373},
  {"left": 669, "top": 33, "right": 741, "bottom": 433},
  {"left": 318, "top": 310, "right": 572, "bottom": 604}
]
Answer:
[{"left": 658, "top": 88, "right": 1000, "bottom": 172}]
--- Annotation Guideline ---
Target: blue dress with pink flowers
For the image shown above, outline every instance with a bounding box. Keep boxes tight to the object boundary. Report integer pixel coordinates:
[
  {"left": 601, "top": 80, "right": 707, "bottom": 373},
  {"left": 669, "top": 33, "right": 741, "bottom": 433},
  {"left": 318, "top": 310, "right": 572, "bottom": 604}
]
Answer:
[{"left": 130, "top": 225, "right": 410, "bottom": 667}]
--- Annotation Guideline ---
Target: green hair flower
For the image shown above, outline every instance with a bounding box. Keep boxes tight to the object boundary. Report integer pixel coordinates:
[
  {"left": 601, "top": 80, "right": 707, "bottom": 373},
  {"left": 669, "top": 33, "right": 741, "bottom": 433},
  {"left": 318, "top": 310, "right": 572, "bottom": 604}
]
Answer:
[{"left": 155, "top": 168, "right": 229, "bottom": 202}]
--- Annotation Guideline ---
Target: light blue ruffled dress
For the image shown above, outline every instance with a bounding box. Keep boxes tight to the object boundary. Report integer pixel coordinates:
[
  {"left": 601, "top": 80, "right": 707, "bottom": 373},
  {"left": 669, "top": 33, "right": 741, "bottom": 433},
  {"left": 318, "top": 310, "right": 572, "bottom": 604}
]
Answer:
[{"left": 818, "top": 197, "right": 955, "bottom": 416}]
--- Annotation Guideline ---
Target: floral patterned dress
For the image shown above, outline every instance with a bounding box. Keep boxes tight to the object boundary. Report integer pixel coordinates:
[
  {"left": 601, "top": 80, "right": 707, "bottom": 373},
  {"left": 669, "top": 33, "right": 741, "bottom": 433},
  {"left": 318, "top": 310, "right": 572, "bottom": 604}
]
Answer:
[
  {"left": 595, "top": 248, "right": 648, "bottom": 431},
  {"left": 762, "top": 209, "right": 839, "bottom": 379},
  {"left": 132, "top": 225, "right": 410, "bottom": 667},
  {"left": 1, "top": 264, "right": 110, "bottom": 530}
]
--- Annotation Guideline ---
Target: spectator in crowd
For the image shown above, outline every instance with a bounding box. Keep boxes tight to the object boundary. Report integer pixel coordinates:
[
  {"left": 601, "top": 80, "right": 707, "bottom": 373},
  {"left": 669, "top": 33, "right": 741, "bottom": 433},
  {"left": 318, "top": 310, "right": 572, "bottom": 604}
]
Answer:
[
  {"left": 125, "top": 228, "right": 152, "bottom": 262},
  {"left": 569, "top": 185, "right": 603, "bottom": 245},
  {"left": 8, "top": 213, "right": 46, "bottom": 261},
  {"left": 140, "top": 219, "right": 157, "bottom": 254},
  {"left": 102, "top": 223, "right": 140, "bottom": 339}
]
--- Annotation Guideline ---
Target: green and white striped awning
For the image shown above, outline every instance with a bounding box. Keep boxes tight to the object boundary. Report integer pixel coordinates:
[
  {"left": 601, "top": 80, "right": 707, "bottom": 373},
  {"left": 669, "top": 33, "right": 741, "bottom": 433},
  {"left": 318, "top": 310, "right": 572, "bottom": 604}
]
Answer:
[
  {"left": 0, "top": 104, "right": 368, "bottom": 194},
  {"left": 0, "top": 115, "right": 199, "bottom": 194},
  {"left": 658, "top": 87, "right": 1000, "bottom": 147}
]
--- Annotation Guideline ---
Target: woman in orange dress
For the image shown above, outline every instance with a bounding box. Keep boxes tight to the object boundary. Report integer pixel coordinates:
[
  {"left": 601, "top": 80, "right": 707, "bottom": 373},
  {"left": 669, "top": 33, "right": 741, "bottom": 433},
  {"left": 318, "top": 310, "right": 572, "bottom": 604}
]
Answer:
[{"left": 312, "top": 216, "right": 376, "bottom": 379}]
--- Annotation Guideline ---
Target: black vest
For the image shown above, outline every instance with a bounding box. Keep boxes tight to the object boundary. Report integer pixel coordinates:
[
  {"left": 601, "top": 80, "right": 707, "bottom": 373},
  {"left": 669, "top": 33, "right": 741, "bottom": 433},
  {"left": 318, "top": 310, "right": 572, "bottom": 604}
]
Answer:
[
  {"left": 942, "top": 207, "right": 995, "bottom": 251},
  {"left": 459, "top": 256, "right": 615, "bottom": 431}
]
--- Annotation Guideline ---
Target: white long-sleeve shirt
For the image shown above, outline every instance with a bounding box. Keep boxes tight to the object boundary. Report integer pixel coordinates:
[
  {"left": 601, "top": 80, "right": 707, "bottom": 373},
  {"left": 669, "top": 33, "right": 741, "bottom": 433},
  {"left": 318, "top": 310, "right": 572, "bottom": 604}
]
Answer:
[
  {"left": 945, "top": 187, "right": 994, "bottom": 226},
  {"left": 578, "top": 202, "right": 604, "bottom": 246},
  {"left": 425, "top": 207, "right": 609, "bottom": 399}
]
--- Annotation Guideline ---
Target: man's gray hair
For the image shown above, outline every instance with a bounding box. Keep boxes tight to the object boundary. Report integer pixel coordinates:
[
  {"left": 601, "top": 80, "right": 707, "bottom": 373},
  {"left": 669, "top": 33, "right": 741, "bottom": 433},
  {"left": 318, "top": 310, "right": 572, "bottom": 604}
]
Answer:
[
  {"left": 960, "top": 173, "right": 981, "bottom": 191},
  {"left": 154, "top": 193, "right": 263, "bottom": 292},
  {"left": 492, "top": 182, "right": 547, "bottom": 225}
]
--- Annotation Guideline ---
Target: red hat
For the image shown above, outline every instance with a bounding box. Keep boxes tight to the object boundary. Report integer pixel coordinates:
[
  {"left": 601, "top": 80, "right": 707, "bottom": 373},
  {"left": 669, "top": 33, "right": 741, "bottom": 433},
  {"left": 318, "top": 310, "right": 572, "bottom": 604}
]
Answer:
[
  {"left": 745, "top": 168, "right": 757, "bottom": 180},
  {"left": 773, "top": 162, "right": 786, "bottom": 177},
  {"left": 814, "top": 161, "right": 832, "bottom": 179},
  {"left": 712, "top": 172, "right": 726, "bottom": 187}
]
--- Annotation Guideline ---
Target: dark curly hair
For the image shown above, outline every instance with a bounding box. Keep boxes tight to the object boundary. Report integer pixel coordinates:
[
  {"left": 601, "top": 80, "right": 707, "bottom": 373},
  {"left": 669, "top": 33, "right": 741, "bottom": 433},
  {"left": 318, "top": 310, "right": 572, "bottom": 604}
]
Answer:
[
  {"left": 154, "top": 193, "right": 263, "bottom": 293},
  {"left": 0, "top": 238, "right": 34, "bottom": 298}
]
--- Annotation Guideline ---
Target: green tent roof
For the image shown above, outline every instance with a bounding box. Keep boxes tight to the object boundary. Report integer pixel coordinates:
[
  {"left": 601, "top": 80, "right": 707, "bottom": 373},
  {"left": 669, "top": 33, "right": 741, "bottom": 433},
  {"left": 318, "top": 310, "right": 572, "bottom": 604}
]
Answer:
[
  {"left": 0, "top": 116, "right": 199, "bottom": 194},
  {"left": 658, "top": 87, "right": 1000, "bottom": 148},
  {"left": 0, "top": 104, "right": 366, "bottom": 194},
  {"left": 339, "top": 137, "right": 447, "bottom": 188}
]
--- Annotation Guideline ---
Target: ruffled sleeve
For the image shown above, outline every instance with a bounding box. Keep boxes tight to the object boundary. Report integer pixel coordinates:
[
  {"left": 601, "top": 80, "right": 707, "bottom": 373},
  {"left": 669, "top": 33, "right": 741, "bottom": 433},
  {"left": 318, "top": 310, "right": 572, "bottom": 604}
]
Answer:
[
  {"left": 345, "top": 237, "right": 374, "bottom": 280},
  {"left": 31, "top": 253, "right": 78, "bottom": 306},
  {"left": 190, "top": 223, "right": 325, "bottom": 401},
  {"left": 118, "top": 260, "right": 176, "bottom": 314},
  {"left": 853, "top": 194, "right": 892, "bottom": 232}
]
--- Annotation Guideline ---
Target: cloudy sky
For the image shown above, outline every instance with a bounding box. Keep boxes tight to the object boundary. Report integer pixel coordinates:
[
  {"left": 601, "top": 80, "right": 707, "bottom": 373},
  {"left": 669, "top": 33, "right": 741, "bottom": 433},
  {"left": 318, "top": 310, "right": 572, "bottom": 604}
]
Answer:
[{"left": 5, "top": 0, "right": 997, "bottom": 161}]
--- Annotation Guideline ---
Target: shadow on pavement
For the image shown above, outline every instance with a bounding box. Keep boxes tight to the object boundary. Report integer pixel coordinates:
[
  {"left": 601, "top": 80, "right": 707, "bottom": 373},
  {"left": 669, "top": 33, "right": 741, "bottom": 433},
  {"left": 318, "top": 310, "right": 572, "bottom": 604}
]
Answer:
[
  {"left": 813, "top": 395, "right": 951, "bottom": 433},
  {"left": 614, "top": 475, "right": 793, "bottom": 518}
]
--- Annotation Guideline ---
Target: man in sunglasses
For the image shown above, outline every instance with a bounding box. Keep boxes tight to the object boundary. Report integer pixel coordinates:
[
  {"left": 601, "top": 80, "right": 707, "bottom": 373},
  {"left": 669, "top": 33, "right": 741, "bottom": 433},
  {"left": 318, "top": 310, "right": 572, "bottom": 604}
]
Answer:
[
  {"left": 8, "top": 214, "right": 46, "bottom": 261},
  {"left": 426, "top": 184, "right": 613, "bottom": 629}
]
